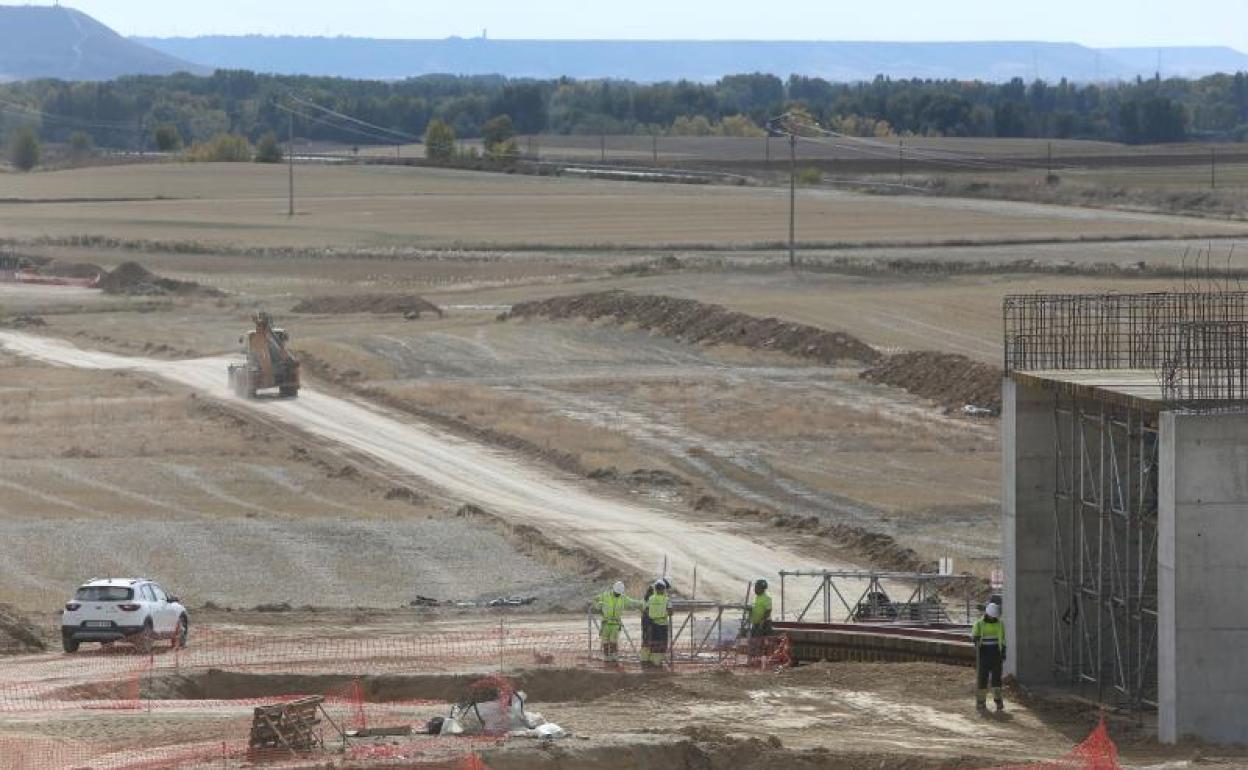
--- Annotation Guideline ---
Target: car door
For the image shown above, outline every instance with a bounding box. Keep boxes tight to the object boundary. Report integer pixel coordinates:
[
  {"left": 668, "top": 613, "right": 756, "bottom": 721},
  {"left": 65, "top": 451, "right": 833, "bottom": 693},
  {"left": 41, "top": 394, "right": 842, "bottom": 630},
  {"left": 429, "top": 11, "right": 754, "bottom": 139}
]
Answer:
[
  {"left": 139, "top": 585, "right": 164, "bottom": 634},
  {"left": 151, "top": 584, "right": 177, "bottom": 635}
]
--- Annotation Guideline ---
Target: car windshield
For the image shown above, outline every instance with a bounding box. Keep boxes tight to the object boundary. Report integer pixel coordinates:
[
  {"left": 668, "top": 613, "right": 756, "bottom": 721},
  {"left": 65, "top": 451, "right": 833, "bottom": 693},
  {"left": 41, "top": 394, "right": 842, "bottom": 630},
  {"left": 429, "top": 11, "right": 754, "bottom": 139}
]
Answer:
[{"left": 74, "top": 586, "right": 133, "bottom": 601}]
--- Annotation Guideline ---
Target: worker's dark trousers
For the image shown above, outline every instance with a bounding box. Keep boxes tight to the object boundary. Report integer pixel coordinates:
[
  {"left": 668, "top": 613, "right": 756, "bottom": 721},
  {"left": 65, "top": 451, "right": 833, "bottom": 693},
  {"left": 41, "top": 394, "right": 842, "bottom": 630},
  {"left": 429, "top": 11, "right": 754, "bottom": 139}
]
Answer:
[{"left": 976, "top": 645, "right": 1003, "bottom": 704}]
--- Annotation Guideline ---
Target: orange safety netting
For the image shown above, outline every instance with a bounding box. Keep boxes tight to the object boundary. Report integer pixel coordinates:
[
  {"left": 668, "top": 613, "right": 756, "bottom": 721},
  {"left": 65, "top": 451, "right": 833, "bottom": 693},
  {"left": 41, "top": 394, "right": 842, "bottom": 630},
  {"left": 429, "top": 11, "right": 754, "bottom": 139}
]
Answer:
[{"left": 984, "top": 718, "right": 1120, "bottom": 770}]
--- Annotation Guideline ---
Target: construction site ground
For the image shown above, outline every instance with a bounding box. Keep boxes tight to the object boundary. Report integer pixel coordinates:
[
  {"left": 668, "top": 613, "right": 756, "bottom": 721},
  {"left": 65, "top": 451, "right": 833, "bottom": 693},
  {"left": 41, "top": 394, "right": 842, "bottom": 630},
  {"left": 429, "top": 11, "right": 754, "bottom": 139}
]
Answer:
[
  {"left": 3, "top": 161, "right": 1248, "bottom": 766},
  {"left": 3, "top": 608, "right": 1242, "bottom": 769}
]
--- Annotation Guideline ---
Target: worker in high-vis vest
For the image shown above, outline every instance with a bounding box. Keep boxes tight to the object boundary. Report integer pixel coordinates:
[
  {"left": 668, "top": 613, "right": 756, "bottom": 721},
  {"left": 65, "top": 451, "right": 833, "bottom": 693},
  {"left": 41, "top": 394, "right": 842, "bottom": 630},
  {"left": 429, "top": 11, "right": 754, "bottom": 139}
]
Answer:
[
  {"left": 643, "top": 580, "right": 671, "bottom": 667},
  {"left": 747, "top": 578, "right": 774, "bottom": 660},
  {"left": 972, "top": 602, "right": 1007, "bottom": 712},
  {"left": 592, "top": 581, "right": 642, "bottom": 662}
]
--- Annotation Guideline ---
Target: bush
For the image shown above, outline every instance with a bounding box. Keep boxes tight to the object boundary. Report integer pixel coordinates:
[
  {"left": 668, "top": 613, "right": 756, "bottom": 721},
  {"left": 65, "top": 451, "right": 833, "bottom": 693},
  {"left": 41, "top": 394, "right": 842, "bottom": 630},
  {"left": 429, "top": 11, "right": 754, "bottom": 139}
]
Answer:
[
  {"left": 153, "top": 124, "right": 183, "bottom": 152},
  {"left": 68, "top": 131, "right": 94, "bottom": 157},
  {"left": 796, "top": 167, "right": 824, "bottom": 185},
  {"left": 187, "top": 133, "right": 253, "bottom": 162},
  {"left": 254, "top": 132, "right": 283, "bottom": 163},
  {"left": 424, "top": 119, "right": 456, "bottom": 162},
  {"left": 8, "top": 128, "right": 40, "bottom": 171}
]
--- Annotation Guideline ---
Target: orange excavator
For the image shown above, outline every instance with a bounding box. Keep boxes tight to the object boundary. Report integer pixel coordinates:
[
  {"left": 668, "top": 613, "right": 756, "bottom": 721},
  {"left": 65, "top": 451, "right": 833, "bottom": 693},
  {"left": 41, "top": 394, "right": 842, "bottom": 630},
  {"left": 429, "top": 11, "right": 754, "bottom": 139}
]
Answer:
[{"left": 228, "top": 312, "right": 300, "bottom": 398}]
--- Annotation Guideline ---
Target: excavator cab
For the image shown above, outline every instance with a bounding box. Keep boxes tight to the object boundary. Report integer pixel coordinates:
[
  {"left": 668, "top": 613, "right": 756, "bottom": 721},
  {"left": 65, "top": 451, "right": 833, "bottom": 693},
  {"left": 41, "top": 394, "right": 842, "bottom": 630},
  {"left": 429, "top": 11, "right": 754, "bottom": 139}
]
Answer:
[{"left": 228, "top": 312, "right": 300, "bottom": 399}]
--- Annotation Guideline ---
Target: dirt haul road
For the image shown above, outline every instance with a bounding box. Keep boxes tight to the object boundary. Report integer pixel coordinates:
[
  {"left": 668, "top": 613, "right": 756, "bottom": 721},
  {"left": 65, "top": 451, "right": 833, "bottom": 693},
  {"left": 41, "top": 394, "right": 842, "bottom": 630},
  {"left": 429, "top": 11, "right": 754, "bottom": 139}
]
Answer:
[{"left": 0, "top": 332, "right": 858, "bottom": 599}]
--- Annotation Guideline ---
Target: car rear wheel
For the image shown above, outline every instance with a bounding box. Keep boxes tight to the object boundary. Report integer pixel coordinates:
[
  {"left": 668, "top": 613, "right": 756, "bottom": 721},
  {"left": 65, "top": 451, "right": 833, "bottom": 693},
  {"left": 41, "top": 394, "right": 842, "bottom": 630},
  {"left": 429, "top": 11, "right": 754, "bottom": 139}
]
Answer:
[{"left": 62, "top": 634, "right": 79, "bottom": 654}]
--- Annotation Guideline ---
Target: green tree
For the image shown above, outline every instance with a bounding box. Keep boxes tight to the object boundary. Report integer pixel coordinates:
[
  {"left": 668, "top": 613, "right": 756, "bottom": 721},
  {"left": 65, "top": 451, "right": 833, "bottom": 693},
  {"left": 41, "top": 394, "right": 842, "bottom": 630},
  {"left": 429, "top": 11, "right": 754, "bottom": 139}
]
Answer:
[
  {"left": 482, "top": 114, "right": 519, "bottom": 161},
  {"left": 68, "top": 131, "right": 94, "bottom": 157},
  {"left": 8, "top": 128, "right": 40, "bottom": 172},
  {"left": 424, "top": 118, "right": 456, "bottom": 162},
  {"left": 253, "top": 132, "right": 283, "bottom": 163},
  {"left": 153, "top": 124, "right": 182, "bottom": 152}
]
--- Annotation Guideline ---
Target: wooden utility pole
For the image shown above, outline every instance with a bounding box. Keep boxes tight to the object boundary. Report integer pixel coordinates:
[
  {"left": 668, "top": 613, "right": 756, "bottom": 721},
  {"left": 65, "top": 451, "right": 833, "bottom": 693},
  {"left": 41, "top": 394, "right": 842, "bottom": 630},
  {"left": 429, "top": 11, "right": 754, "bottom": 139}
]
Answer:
[
  {"left": 788, "top": 132, "right": 797, "bottom": 268},
  {"left": 287, "top": 113, "right": 294, "bottom": 217},
  {"left": 1047, "top": 142, "right": 1053, "bottom": 176},
  {"left": 1211, "top": 148, "right": 1217, "bottom": 189},
  {"left": 652, "top": 131, "right": 658, "bottom": 164},
  {"left": 898, "top": 139, "right": 905, "bottom": 182},
  {"left": 600, "top": 132, "right": 606, "bottom": 162}
]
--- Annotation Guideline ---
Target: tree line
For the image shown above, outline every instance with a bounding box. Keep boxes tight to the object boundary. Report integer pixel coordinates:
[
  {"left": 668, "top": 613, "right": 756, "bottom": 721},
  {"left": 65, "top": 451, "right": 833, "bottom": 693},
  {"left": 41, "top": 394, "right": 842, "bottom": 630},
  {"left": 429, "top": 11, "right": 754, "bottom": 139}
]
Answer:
[{"left": 2, "top": 69, "right": 1247, "bottom": 153}]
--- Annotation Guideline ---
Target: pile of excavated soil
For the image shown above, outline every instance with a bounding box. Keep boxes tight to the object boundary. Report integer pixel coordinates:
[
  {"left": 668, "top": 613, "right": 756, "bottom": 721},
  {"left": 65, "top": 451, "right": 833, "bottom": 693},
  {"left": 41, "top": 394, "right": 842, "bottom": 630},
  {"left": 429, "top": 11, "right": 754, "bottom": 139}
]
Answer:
[
  {"left": 291, "top": 294, "right": 443, "bottom": 318},
  {"left": 505, "top": 291, "right": 880, "bottom": 365},
  {"left": 861, "top": 351, "right": 1002, "bottom": 414},
  {"left": 0, "top": 603, "right": 45, "bottom": 654},
  {"left": 97, "top": 261, "right": 221, "bottom": 297},
  {"left": 0, "top": 313, "right": 46, "bottom": 329}
]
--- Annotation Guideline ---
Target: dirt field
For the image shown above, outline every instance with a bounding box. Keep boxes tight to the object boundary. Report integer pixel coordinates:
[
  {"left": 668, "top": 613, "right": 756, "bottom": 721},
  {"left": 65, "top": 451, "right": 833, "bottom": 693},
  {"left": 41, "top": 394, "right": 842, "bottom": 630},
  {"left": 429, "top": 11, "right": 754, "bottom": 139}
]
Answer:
[
  {"left": 2, "top": 158, "right": 1245, "bottom": 765},
  {"left": 0, "top": 163, "right": 1245, "bottom": 250}
]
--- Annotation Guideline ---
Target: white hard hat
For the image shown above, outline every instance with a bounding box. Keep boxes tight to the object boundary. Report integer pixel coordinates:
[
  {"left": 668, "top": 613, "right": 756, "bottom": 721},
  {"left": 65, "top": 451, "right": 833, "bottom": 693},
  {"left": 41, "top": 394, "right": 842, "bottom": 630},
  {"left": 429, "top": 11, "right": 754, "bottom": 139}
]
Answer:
[
  {"left": 612, "top": 581, "right": 625, "bottom": 595},
  {"left": 986, "top": 602, "right": 1001, "bottom": 619},
  {"left": 654, "top": 579, "right": 667, "bottom": 589}
]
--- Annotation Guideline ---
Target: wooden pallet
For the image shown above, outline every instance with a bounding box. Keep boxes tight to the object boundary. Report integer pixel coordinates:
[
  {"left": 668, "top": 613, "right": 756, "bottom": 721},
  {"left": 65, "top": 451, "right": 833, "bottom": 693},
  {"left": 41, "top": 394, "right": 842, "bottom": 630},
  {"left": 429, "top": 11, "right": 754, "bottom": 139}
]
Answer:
[{"left": 249, "top": 696, "right": 328, "bottom": 753}]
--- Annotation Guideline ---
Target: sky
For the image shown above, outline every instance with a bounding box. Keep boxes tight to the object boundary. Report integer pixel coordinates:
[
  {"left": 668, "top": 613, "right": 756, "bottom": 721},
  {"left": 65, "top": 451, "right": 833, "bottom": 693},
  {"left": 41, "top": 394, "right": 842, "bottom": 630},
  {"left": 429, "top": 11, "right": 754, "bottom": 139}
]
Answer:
[{"left": 51, "top": 0, "right": 1248, "bottom": 51}]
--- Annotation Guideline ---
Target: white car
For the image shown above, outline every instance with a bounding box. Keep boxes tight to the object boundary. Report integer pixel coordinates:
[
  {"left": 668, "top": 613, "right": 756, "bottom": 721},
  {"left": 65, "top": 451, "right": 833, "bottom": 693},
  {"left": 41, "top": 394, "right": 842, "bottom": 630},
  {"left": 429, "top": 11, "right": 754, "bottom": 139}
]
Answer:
[{"left": 61, "top": 578, "right": 188, "bottom": 653}]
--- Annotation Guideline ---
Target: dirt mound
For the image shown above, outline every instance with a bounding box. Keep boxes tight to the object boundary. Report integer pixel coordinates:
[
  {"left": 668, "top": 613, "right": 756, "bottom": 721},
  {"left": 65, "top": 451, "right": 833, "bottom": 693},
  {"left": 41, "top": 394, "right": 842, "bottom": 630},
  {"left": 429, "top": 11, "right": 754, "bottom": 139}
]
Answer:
[
  {"left": 98, "top": 261, "right": 220, "bottom": 297},
  {"left": 0, "top": 603, "right": 46, "bottom": 654},
  {"left": 291, "top": 294, "right": 443, "bottom": 318},
  {"left": 504, "top": 291, "right": 880, "bottom": 366},
  {"left": 861, "top": 351, "right": 1002, "bottom": 414},
  {"left": 0, "top": 313, "right": 46, "bottom": 329}
]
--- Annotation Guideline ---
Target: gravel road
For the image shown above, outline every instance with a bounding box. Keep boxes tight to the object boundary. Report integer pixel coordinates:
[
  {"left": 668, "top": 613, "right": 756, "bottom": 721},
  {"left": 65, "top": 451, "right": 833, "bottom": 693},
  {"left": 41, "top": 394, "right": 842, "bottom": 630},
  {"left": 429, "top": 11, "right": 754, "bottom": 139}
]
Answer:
[{"left": 0, "top": 331, "right": 861, "bottom": 599}]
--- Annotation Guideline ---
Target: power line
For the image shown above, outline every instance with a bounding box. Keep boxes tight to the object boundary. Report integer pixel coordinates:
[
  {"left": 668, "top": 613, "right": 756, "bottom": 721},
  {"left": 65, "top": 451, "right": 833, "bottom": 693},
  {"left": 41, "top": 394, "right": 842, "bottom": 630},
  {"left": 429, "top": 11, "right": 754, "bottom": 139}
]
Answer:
[{"left": 286, "top": 95, "right": 419, "bottom": 143}]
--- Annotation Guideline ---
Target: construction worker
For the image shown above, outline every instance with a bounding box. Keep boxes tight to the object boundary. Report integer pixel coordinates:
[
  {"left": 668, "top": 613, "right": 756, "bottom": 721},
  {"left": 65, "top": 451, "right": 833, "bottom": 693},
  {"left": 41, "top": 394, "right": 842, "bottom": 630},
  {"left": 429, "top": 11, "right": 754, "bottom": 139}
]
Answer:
[
  {"left": 972, "top": 602, "right": 1007, "bottom": 713},
  {"left": 643, "top": 580, "right": 671, "bottom": 667},
  {"left": 592, "top": 581, "right": 641, "bottom": 662},
  {"left": 747, "top": 578, "right": 773, "bottom": 661}
]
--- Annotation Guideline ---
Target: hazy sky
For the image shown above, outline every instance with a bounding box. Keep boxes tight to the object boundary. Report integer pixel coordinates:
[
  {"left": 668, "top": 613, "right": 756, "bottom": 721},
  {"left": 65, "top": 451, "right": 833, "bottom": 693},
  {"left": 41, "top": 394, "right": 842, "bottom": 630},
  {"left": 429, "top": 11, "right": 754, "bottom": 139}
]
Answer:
[{"left": 58, "top": 0, "right": 1247, "bottom": 50}]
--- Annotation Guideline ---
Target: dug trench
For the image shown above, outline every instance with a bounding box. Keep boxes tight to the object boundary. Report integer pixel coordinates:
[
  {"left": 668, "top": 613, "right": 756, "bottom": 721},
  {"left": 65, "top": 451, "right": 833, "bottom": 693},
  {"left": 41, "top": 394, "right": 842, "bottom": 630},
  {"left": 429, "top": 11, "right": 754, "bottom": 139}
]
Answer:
[{"left": 51, "top": 668, "right": 1003, "bottom": 770}]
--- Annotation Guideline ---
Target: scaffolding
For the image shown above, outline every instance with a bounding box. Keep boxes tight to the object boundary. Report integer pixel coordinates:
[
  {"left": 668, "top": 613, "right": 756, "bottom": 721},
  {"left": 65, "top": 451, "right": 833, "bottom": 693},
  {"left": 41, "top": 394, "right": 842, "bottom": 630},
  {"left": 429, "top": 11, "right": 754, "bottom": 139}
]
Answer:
[
  {"left": 1052, "top": 393, "right": 1159, "bottom": 709},
  {"left": 777, "top": 570, "right": 978, "bottom": 626}
]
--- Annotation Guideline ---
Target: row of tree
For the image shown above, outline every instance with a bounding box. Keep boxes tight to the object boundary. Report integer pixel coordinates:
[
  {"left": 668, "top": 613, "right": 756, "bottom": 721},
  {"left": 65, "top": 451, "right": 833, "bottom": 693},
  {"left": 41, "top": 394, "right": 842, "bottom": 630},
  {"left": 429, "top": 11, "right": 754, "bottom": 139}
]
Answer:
[{"left": 2, "top": 69, "right": 1247, "bottom": 151}]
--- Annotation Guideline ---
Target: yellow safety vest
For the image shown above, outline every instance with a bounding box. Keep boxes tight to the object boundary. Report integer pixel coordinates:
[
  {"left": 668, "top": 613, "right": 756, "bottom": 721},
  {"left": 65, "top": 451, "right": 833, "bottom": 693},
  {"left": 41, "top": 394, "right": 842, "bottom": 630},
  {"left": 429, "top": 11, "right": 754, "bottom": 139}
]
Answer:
[
  {"left": 972, "top": 617, "right": 1006, "bottom": 647},
  {"left": 596, "top": 592, "right": 627, "bottom": 624},
  {"left": 750, "top": 593, "right": 772, "bottom": 625},
  {"left": 646, "top": 593, "right": 670, "bottom": 626}
]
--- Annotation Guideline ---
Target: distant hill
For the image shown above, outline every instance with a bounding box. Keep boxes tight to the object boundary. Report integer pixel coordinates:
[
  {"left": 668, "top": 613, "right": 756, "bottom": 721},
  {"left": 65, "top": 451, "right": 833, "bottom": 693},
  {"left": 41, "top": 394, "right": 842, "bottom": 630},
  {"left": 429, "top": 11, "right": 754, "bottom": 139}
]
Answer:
[
  {"left": 134, "top": 37, "right": 1248, "bottom": 83},
  {"left": 0, "top": 5, "right": 205, "bottom": 81}
]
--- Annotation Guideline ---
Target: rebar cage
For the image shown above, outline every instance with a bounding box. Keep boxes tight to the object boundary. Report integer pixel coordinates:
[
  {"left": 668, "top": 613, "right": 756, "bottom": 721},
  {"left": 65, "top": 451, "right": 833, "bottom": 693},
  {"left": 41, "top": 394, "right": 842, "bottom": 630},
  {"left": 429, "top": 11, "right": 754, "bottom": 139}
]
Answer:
[{"left": 1004, "top": 291, "right": 1248, "bottom": 410}]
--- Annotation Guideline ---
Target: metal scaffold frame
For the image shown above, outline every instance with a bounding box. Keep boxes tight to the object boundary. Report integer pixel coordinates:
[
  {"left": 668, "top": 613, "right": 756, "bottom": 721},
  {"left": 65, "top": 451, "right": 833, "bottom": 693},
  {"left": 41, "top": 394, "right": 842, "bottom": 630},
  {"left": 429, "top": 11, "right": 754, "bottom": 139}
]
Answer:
[
  {"left": 1052, "top": 392, "right": 1159, "bottom": 709},
  {"left": 586, "top": 601, "right": 751, "bottom": 665},
  {"left": 777, "top": 570, "right": 978, "bottom": 626}
]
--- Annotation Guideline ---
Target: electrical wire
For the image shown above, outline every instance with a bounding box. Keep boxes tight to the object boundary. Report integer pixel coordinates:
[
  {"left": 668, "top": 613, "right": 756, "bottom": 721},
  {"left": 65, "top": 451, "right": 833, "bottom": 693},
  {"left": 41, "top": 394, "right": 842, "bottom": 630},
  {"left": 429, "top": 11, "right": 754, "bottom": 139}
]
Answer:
[{"left": 286, "top": 95, "right": 419, "bottom": 143}]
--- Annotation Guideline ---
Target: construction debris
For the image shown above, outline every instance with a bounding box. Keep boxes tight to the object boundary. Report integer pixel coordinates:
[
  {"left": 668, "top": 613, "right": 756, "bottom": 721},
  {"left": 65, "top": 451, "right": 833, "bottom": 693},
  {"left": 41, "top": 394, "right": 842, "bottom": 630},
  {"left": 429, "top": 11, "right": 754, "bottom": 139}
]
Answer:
[
  {"left": 504, "top": 291, "right": 881, "bottom": 365},
  {"left": 249, "top": 696, "right": 344, "bottom": 753}
]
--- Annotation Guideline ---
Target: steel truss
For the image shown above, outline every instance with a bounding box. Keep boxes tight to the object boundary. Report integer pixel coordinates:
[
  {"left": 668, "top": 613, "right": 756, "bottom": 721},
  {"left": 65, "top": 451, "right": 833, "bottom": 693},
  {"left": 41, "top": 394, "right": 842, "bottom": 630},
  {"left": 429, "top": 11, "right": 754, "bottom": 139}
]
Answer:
[
  {"left": 1052, "top": 393, "right": 1159, "bottom": 709},
  {"left": 777, "top": 570, "right": 978, "bottom": 626}
]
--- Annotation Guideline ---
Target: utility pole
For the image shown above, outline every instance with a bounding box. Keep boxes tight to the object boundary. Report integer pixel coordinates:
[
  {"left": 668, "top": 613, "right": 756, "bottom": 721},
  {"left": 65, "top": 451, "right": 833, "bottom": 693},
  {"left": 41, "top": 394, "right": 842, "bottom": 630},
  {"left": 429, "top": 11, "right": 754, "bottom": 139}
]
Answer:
[
  {"left": 287, "top": 112, "right": 294, "bottom": 218},
  {"left": 1211, "top": 148, "right": 1217, "bottom": 189},
  {"left": 600, "top": 132, "right": 606, "bottom": 163},
  {"left": 765, "top": 134, "right": 770, "bottom": 166},
  {"left": 1047, "top": 141, "right": 1053, "bottom": 176},
  {"left": 788, "top": 132, "right": 797, "bottom": 268},
  {"left": 898, "top": 139, "right": 905, "bottom": 182},
  {"left": 652, "top": 131, "right": 658, "bottom": 164}
]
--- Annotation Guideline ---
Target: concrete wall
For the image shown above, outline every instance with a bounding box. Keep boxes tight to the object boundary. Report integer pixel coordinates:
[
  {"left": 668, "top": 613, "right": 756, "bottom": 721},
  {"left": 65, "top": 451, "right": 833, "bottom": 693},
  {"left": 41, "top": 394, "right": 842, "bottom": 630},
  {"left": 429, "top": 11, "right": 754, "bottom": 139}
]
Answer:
[
  {"left": 1002, "top": 378, "right": 1057, "bottom": 683},
  {"left": 1158, "top": 412, "right": 1248, "bottom": 744}
]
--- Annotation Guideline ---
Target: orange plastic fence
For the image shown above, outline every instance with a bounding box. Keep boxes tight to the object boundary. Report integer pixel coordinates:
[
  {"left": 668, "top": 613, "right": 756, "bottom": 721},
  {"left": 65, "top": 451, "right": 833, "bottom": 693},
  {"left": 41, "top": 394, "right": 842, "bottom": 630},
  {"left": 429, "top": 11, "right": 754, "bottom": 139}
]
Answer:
[
  {"left": 0, "top": 622, "right": 790, "bottom": 769},
  {"left": 984, "top": 718, "right": 1120, "bottom": 770}
]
